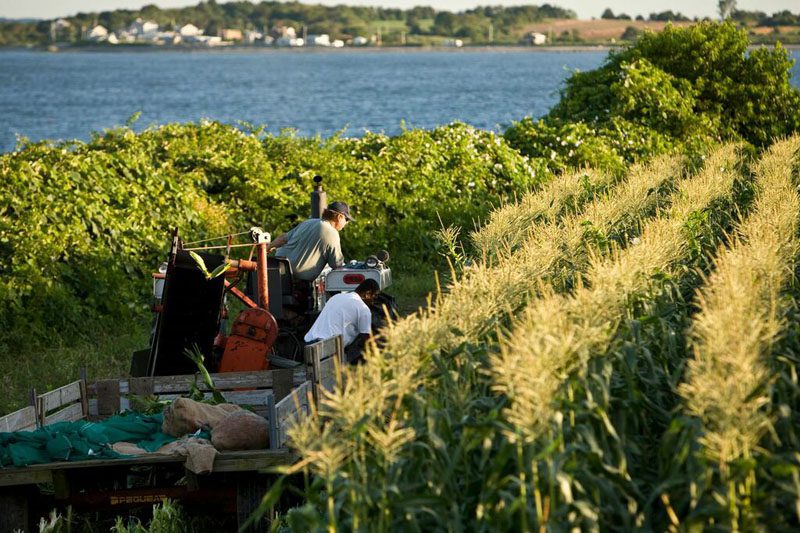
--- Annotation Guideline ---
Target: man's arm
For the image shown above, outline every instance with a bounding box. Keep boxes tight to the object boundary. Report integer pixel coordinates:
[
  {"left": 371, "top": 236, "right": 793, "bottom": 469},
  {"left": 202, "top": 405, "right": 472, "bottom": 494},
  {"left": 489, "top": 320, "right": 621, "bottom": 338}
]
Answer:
[
  {"left": 326, "top": 234, "right": 345, "bottom": 269},
  {"left": 356, "top": 303, "right": 372, "bottom": 336},
  {"left": 268, "top": 233, "right": 289, "bottom": 252}
]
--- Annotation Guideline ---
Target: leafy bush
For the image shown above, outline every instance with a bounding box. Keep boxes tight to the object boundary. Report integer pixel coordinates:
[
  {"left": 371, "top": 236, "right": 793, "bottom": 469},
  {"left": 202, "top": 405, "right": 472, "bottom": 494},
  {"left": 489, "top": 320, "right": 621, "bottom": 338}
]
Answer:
[
  {"left": 549, "top": 21, "right": 800, "bottom": 146},
  {"left": 505, "top": 22, "right": 797, "bottom": 178},
  {"left": 0, "top": 132, "right": 227, "bottom": 347},
  {"left": 0, "top": 121, "right": 542, "bottom": 348}
]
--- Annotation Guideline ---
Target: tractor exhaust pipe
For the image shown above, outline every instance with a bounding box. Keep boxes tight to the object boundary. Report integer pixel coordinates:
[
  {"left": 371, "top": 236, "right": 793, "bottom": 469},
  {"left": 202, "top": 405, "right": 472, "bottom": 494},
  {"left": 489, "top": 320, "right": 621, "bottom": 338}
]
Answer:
[{"left": 311, "top": 175, "right": 327, "bottom": 218}]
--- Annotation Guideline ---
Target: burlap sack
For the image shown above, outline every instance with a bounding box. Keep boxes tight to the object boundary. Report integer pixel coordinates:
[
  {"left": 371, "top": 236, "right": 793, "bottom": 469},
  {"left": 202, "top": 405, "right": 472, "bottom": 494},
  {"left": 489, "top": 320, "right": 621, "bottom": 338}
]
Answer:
[
  {"left": 156, "top": 436, "right": 218, "bottom": 474},
  {"left": 211, "top": 410, "right": 269, "bottom": 450},
  {"left": 111, "top": 442, "right": 148, "bottom": 456},
  {"left": 161, "top": 397, "right": 241, "bottom": 437}
]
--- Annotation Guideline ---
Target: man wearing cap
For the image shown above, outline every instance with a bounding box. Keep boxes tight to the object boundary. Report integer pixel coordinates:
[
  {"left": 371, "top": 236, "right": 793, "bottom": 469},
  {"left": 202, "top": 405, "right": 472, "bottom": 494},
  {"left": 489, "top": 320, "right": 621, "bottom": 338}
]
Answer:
[{"left": 268, "top": 201, "right": 353, "bottom": 284}]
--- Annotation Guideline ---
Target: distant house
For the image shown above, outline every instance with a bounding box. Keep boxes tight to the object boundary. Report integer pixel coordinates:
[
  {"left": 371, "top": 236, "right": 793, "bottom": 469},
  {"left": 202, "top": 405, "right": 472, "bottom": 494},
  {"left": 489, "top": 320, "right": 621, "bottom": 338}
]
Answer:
[
  {"left": 136, "top": 32, "right": 160, "bottom": 43},
  {"left": 181, "top": 34, "right": 204, "bottom": 44},
  {"left": 262, "top": 35, "right": 275, "bottom": 46},
  {"left": 244, "top": 30, "right": 263, "bottom": 44},
  {"left": 526, "top": 32, "right": 547, "bottom": 46},
  {"left": 183, "top": 34, "right": 225, "bottom": 47},
  {"left": 106, "top": 33, "right": 119, "bottom": 45},
  {"left": 220, "top": 29, "right": 243, "bottom": 41},
  {"left": 270, "top": 26, "right": 296, "bottom": 40},
  {"left": 156, "top": 32, "right": 181, "bottom": 45},
  {"left": 352, "top": 36, "right": 369, "bottom": 46},
  {"left": 443, "top": 39, "right": 463, "bottom": 48},
  {"left": 85, "top": 25, "right": 109, "bottom": 42},
  {"left": 128, "top": 18, "right": 159, "bottom": 36},
  {"left": 50, "top": 18, "right": 73, "bottom": 41},
  {"left": 203, "top": 36, "right": 225, "bottom": 47},
  {"left": 306, "top": 34, "right": 331, "bottom": 46},
  {"left": 332, "top": 39, "right": 344, "bottom": 48},
  {"left": 116, "top": 31, "right": 136, "bottom": 43},
  {"left": 275, "top": 36, "right": 304, "bottom": 47},
  {"left": 179, "top": 24, "right": 202, "bottom": 37}
]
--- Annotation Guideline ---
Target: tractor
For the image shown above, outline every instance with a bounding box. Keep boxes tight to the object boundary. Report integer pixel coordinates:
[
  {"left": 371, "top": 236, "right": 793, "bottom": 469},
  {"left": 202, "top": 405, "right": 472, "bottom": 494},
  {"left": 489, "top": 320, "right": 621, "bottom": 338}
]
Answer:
[{"left": 131, "top": 177, "right": 395, "bottom": 377}]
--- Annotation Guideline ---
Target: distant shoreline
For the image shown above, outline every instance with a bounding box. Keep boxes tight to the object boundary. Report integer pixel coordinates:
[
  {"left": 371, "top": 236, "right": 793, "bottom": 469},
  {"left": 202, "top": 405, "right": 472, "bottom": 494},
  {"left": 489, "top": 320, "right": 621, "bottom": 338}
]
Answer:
[
  {"left": 2, "top": 43, "right": 797, "bottom": 53},
  {"left": 5, "top": 44, "right": 617, "bottom": 53}
]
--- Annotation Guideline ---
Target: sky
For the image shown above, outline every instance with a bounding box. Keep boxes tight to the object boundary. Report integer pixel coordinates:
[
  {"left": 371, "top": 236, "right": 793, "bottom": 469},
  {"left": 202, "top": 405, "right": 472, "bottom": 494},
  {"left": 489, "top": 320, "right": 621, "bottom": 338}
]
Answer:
[{"left": 0, "top": 0, "right": 797, "bottom": 21}]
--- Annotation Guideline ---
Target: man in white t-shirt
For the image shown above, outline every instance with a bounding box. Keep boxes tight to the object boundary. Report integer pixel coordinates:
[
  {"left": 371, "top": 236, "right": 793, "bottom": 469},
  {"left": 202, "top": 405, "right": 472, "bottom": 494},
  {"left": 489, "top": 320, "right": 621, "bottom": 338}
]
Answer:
[{"left": 304, "top": 279, "right": 380, "bottom": 364}]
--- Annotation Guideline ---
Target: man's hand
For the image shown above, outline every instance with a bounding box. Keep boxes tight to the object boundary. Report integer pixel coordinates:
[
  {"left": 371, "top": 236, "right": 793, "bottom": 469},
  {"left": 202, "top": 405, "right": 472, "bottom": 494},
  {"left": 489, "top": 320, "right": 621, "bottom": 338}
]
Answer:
[{"left": 269, "top": 233, "right": 289, "bottom": 252}]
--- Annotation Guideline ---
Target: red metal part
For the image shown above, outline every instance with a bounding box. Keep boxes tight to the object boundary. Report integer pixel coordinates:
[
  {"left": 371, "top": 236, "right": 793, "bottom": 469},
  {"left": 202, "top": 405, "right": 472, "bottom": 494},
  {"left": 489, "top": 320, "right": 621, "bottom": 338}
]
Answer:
[
  {"left": 343, "top": 273, "right": 366, "bottom": 284},
  {"left": 218, "top": 241, "right": 278, "bottom": 372},
  {"left": 214, "top": 332, "right": 228, "bottom": 351},
  {"left": 228, "top": 258, "right": 257, "bottom": 272},
  {"left": 225, "top": 281, "right": 258, "bottom": 309},
  {"left": 218, "top": 308, "right": 278, "bottom": 372},
  {"left": 256, "top": 242, "right": 269, "bottom": 309}
]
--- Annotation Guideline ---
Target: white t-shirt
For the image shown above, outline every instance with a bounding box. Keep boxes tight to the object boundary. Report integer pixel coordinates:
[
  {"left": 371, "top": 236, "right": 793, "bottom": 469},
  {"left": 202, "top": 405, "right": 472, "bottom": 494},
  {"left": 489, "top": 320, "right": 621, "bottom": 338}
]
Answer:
[{"left": 304, "top": 292, "right": 371, "bottom": 347}]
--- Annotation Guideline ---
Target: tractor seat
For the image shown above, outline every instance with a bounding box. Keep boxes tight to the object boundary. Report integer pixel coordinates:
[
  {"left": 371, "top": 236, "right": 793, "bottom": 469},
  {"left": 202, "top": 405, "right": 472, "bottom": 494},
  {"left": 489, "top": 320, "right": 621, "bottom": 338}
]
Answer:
[
  {"left": 268, "top": 256, "right": 302, "bottom": 311},
  {"left": 245, "top": 257, "right": 302, "bottom": 319}
]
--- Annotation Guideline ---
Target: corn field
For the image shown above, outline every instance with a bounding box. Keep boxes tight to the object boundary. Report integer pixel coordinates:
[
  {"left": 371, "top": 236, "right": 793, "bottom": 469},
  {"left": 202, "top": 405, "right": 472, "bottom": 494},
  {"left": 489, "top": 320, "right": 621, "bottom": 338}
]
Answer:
[{"left": 283, "top": 137, "right": 800, "bottom": 531}]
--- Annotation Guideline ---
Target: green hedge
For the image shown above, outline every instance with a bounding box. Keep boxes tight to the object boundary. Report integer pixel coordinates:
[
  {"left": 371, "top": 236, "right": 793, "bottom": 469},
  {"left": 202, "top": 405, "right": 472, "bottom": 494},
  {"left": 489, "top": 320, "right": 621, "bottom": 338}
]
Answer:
[{"left": 0, "top": 122, "right": 543, "bottom": 347}]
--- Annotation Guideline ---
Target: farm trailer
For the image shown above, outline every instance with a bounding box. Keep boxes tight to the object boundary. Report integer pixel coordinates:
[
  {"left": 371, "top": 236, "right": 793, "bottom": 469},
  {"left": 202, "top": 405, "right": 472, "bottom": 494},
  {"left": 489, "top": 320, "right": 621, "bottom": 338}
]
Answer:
[{"left": 0, "top": 335, "right": 344, "bottom": 532}]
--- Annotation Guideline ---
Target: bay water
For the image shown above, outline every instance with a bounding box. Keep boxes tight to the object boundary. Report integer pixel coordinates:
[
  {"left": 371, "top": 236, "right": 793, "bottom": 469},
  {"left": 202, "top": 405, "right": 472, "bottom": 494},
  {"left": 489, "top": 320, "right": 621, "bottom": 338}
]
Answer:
[{"left": 1, "top": 48, "right": 798, "bottom": 153}]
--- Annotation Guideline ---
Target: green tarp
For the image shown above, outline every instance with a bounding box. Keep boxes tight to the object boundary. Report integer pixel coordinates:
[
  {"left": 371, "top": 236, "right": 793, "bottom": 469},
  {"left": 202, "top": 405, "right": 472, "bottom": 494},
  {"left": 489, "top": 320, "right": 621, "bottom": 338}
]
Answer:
[{"left": 0, "top": 411, "right": 193, "bottom": 467}]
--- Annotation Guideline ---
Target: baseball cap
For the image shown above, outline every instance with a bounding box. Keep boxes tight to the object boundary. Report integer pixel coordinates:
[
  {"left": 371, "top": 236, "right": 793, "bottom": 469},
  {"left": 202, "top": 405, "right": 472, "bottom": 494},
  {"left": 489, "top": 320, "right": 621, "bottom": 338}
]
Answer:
[{"left": 328, "top": 201, "right": 354, "bottom": 221}]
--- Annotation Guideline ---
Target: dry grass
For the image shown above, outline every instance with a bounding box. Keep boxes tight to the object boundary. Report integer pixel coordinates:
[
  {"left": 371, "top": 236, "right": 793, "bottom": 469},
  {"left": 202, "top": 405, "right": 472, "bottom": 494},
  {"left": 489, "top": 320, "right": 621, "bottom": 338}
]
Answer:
[{"left": 520, "top": 19, "right": 694, "bottom": 41}]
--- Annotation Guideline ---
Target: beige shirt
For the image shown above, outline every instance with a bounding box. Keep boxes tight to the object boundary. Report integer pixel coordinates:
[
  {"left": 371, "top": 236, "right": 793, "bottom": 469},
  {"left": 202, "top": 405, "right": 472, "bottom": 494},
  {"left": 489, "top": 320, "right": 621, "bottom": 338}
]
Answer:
[{"left": 276, "top": 219, "right": 344, "bottom": 281}]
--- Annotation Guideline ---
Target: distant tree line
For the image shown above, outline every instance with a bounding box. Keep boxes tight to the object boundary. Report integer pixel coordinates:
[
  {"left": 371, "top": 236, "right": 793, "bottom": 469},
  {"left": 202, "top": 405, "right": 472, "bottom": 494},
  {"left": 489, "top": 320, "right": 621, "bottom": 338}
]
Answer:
[
  {"left": 601, "top": 7, "right": 800, "bottom": 24},
  {"left": 0, "top": 1, "right": 576, "bottom": 46},
  {"left": 732, "top": 9, "right": 800, "bottom": 26},
  {"left": 601, "top": 9, "right": 695, "bottom": 22}
]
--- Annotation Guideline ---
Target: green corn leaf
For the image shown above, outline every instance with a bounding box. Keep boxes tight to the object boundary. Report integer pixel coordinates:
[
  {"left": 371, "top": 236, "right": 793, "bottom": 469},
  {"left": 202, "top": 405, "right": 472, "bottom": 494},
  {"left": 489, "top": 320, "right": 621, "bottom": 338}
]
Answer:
[
  {"left": 209, "top": 262, "right": 231, "bottom": 279},
  {"left": 188, "top": 250, "right": 211, "bottom": 279}
]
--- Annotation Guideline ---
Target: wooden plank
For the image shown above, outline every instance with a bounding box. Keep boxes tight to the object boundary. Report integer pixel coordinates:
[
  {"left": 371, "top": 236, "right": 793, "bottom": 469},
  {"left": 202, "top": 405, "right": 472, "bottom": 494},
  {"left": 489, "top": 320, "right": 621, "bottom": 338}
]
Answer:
[
  {"left": 43, "top": 403, "right": 84, "bottom": 425},
  {"left": 0, "top": 450, "right": 298, "bottom": 487},
  {"left": 95, "top": 380, "right": 121, "bottom": 416},
  {"left": 0, "top": 406, "right": 37, "bottom": 433},
  {"left": 305, "top": 337, "right": 344, "bottom": 405},
  {"left": 320, "top": 336, "right": 341, "bottom": 359},
  {"left": 317, "top": 358, "right": 338, "bottom": 385},
  {"left": 152, "top": 371, "right": 273, "bottom": 392},
  {"left": 273, "top": 369, "right": 294, "bottom": 402},
  {"left": 128, "top": 369, "right": 306, "bottom": 394},
  {"left": 38, "top": 381, "right": 83, "bottom": 414},
  {"left": 267, "top": 395, "right": 278, "bottom": 451},
  {"left": 150, "top": 390, "right": 272, "bottom": 406},
  {"left": 79, "top": 380, "right": 89, "bottom": 421},
  {"left": 86, "top": 369, "right": 308, "bottom": 398},
  {"left": 274, "top": 381, "right": 312, "bottom": 448},
  {"left": 304, "top": 342, "right": 321, "bottom": 368},
  {"left": 129, "top": 377, "right": 154, "bottom": 397},
  {"left": 213, "top": 450, "right": 298, "bottom": 472},
  {"left": 0, "top": 468, "right": 53, "bottom": 487}
]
